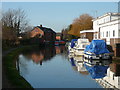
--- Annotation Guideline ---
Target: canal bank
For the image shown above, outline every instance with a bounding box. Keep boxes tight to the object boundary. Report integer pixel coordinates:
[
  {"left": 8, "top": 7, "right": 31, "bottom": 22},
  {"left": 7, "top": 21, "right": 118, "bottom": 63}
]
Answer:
[
  {"left": 2, "top": 44, "right": 120, "bottom": 89},
  {"left": 2, "top": 45, "right": 35, "bottom": 89}
]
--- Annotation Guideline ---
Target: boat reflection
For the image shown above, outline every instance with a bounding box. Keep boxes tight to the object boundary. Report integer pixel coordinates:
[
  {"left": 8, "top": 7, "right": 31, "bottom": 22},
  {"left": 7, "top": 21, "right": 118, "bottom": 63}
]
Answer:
[
  {"left": 83, "top": 59, "right": 112, "bottom": 80},
  {"left": 84, "top": 61, "right": 109, "bottom": 79},
  {"left": 68, "top": 55, "right": 89, "bottom": 75},
  {"left": 68, "top": 54, "right": 120, "bottom": 89}
]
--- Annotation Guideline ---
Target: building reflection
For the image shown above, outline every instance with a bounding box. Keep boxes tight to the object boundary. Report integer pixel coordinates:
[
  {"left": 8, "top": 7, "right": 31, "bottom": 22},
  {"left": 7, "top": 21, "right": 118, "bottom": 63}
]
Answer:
[
  {"left": 16, "top": 45, "right": 66, "bottom": 77},
  {"left": 55, "top": 46, "right": 66, "bottom": 54},
  {"left": 95, "top": 62, "right": 120, "bottom": 89},
  {"left": 31, "top": 53, "right": 44, "bottom": 65},
  {"left": 20, "top": 45, "right": 67, "bottom": 65},
  {"left": 21, "top": 46, "right": 56, "bottom": 65}
]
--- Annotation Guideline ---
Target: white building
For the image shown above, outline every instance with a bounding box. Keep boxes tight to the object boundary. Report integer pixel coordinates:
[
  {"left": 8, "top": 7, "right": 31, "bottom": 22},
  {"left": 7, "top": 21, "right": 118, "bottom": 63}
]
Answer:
[
  {"left": 92, "top": 13, "right": 120, "bottom": 45},
  {"left": 80, "top": 30, "right": 94, "bottom": 42}
]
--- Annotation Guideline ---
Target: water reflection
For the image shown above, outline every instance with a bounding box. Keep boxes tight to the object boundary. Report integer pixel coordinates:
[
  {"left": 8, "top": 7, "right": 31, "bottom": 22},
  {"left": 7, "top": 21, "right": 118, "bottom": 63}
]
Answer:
[
  {"left": 16, "top": 45, "right": 120, "bottom": 88},
  {"left": 19, "top": 46, "right": 56, "bottom": 65},
  {"left": 68, "top": 55, "right": 89, "bottom": 75},
  {"left": 96, "top": 62, "right": 120, "bottom": 88},
  {"left": 17, "top": 46, "right": 104, "bottom": 88},
  {"left": 68, "top": 53, "right": 120, "bottom": 89}
]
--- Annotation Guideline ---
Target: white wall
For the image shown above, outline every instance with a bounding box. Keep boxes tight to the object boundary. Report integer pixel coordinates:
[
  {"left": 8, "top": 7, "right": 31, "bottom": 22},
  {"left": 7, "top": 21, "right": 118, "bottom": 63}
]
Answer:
[
  {"left": 100, "top": 22, "right": 119, "bottom": 39},
  {"left": 93, "top": 13, "right": 120, "bottom": 44}
]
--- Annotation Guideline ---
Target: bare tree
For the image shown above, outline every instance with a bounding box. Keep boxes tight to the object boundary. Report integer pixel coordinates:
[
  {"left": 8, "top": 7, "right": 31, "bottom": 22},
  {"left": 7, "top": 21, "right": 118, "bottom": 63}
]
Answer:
[
  {"left": 2, "top": 8, "right": 28, "bottom": 37},
  {"left": 2, "top": 8, "right": 29, "bottom": 48}
]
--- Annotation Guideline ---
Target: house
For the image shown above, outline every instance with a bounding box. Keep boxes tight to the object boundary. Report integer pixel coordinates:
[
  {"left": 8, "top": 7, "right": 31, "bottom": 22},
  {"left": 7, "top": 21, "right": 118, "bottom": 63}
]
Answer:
[
  {"left": 92, "top": 13, "right": 120, "bottom": 56},
  {"left": 30, "top": 25, "right": 56, "bottom": 45},
  {"left": 56, "top": 32, "right": 62, "bottom": 40},
  {"left": 80, "top": 30, "right": 94, "bottom": 42},
  {"left": 92, "top": 13, "right": 120, "bottom": 44}
]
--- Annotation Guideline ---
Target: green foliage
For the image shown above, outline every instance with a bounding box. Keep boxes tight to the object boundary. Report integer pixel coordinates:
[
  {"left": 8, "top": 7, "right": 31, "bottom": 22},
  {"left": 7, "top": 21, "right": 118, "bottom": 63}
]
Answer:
[
  {"left": 3, "top": 47, "right": 33, "bottom": 88},
  {"left": 61, "top": 25, "right": 79, "bottom": 41}
]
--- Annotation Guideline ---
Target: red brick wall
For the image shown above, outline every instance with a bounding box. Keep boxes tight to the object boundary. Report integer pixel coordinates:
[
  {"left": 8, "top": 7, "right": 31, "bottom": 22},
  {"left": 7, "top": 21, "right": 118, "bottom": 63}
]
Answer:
[
  {"left": 56, "top": 36, "right": 61, "bottom": 40},
  {"left": 31, "top": 27, "right": 44, "bottom": 38}
]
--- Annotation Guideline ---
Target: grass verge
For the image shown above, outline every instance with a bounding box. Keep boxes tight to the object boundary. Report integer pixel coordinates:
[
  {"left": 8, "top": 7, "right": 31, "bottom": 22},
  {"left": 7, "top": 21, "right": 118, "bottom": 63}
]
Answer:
[{"left": 3, "top": 45, "right": 35, "bottom": 89}]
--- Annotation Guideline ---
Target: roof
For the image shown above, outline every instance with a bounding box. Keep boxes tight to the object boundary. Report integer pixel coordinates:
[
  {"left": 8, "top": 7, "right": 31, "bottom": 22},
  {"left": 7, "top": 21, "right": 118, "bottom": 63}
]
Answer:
[
  {"left": 32, "top": 26, "right": 56, "bottom": 33},
  {"left": 37, "top": 26, "right": 56, "bottom": 33},
  {"left": 80, "top": 30, "right": 94, "bottom": 33},
  {"left": 92, "top": 12, "right": 120, "bottom": 21},
  {"left": 56, "top": 33, "right": 62, "bottom": 36}
]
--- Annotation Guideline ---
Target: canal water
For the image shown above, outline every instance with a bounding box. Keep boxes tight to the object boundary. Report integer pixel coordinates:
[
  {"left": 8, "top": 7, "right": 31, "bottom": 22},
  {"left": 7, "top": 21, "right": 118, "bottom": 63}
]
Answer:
[{"left": 16, "top": 46, "right": 119, "bottom": 88}]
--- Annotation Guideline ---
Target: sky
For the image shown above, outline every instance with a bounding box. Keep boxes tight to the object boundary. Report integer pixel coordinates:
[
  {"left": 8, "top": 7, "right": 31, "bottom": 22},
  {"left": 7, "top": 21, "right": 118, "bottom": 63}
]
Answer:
[{"left": 2, "top": 2, "right": 119, "bottom": 32}]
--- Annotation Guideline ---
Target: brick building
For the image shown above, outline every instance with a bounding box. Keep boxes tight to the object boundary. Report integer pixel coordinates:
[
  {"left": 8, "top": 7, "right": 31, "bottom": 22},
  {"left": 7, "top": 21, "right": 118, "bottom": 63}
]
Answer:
[
  {"left": 56, "top": 33, "right": 62, "bottom": 40},
  {"left": 30, "top": 25, "right": 56, "bottom": 45}
]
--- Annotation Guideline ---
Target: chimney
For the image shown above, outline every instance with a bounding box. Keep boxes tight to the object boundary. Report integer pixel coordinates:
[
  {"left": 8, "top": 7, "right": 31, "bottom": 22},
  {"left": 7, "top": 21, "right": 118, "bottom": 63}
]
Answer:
[{"left": 40, "top": 25, "right": 42, "bottom": 27}]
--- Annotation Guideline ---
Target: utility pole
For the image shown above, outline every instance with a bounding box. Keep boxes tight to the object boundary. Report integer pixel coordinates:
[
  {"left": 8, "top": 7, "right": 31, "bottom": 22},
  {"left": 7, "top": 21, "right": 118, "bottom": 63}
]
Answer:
[
  {"left": 118, "top": 1, "right": 120, "bottom": 13},
  {"left": 95, "top": 10, "right": 98, "bottom": 18},
  {"left": 92, "top": 10, "right": 98, "bottom": 19}
]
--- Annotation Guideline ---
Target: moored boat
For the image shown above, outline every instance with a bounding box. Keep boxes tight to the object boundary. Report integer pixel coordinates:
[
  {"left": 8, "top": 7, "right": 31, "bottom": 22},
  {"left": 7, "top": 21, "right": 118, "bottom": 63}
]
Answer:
[
  {"left": 73, "top": 38, "right": 90, "bottom": 56},
  {"left": 83, "top": 40, "right": 112, "bottom": 60},
  {"left": 68, "top": 39, "right": 78, "bottom": 53}
]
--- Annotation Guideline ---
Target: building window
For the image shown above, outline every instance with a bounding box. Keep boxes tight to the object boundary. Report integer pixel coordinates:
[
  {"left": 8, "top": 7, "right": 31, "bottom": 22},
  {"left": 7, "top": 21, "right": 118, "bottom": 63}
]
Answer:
[
  {"left": 109, "top": 31, "right": 110, "bottom": 37},
  {"left": 106, "top": 31, "right": 108, "bottom": 37},
  {"left": 113, "top": 74, "right": 114, "bottom": 80},
  {"left": 39, "top": 34, "right": 42, "bottom": 38},
  {"left": 101, "top": 32, "right": 102, "bottom": 37},
  {"left": 97, "top": 21, "right": 99, "bottom": 25},
  {"left": 113, "top": 30, "right": 115, "bottom": 37},
  {"left": 94, "top": 34, "right": 97, "bottom": 39},
  {"left": 119, "top": 29, "right": 120, "bottom": 37}
]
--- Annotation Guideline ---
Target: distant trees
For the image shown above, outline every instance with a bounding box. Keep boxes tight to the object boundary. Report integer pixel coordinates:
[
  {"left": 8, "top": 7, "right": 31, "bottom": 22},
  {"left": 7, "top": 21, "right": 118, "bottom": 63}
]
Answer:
[
  {"left": 61, "top": 25, "right": 79, "bottom": 41},
  {"left": 61, "top": 13, "right": 93, "bottom": 41},
  {"left": 68, "top": 14, "right": 93, "bottom": 37}
]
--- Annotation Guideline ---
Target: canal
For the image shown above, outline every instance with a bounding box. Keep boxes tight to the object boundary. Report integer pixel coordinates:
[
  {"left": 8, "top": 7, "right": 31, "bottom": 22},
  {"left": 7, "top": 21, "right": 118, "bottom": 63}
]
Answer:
[{"left": 16, "top": 46, "right": 119, "bottom": 88}]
